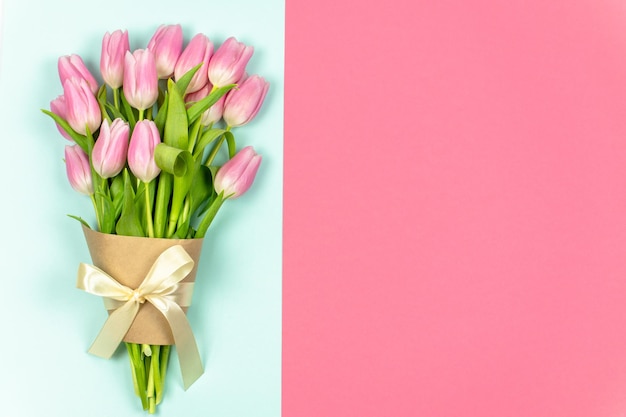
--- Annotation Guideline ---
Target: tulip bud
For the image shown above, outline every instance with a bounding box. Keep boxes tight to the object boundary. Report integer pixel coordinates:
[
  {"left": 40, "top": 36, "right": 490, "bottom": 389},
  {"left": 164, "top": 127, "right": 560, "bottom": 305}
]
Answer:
[
  {"left": 101, "top": 30, "right": 130, "bottom": 89},
  {"left": 50, "top": 95, "right": 73, "bottom": 140},
  {"left": 58, "top": 54, "right": 99, "bottom": 94},
  {"left": 214, "top": 146, "right": 262, "bottom": 199},
  {"left": 128, "top": 120, "right": 161, "bottom": 183},
  {"left": 223, "top": 75, "right": 269, "bottom": 127},
  {"left": 185, "top": 83, "right": 225, "bottom": 126},
  {"left": 208, "top": 37, "right": 253, "bottom": 88},
  {"left": 174, "top": 33, "right": 213, "bottom": 94},
  {"left": 65, "top": 145, "right": 93, "bottom": 195},
  {"left": 147, "top": 24, "right": 183, "bottom": 79},
  {"left": 92, "top": 118, "right": 130, "bottom": 178},
  {"left": 123, "top": 49, "right": 159, "bottom": 111},
  {"left": 63, "top": 78, "right": 102, "bottom": 136}
]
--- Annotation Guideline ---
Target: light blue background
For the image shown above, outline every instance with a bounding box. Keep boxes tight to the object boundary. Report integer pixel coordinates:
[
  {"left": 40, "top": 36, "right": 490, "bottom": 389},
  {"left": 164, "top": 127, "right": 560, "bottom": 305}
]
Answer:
[{"left": 0, "top": 1, "right": 283, "bottom": 416}]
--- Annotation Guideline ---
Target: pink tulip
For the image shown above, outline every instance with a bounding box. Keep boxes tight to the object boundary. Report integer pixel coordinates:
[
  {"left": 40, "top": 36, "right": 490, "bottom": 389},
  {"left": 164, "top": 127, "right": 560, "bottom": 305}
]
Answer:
[
  {"left": 128, "top": 120, "right": 161, "bottom": 183},
  {"left": 58, "top": 54, "right": 99, "bottom": 94},
  {"left": 214, "top": 146, "right": 262, "bottom": 199},
  {"left": 223, "top": 75, "right": 269, "bottom": 127},
  {"left": 123, "top": 49, "right": 158, "bottom": 110},
  {"left": 147, "top": 24, "right": 183, "bottom": 79},
  {"left": 50, "top": 95, "right": 72, "bottom": 140},
  {"left": 208, "top": 37, "right": 253, "bottom": 88},
  {"left": 174, "top": 33, "right": 213, "bottom": 94},
  {"left": 63, "top": 78, "right": 102, "bottom": 136},
  {"left": 65, "top": 145, "right": 93, "bottom": 195},
  {"left": 185, "top": 83, "right": 225, "bottom": 126},
  {"left": 92, "top": 118, "right": 129, "bottom": 178},
  {"left": 101, "top": 30, "right": 129, "bottom": 89}
]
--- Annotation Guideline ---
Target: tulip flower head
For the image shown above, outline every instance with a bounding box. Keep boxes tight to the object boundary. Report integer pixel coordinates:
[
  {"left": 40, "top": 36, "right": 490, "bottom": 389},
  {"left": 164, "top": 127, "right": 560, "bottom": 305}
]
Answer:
[
  {"left": 101, "top": 30, "right": 130, "bottom": 89},
  {"left": 214, "top": 146, "right": 262, "bottom": 199},
  {"left": 174, "top": 33, "right": 213, "bottom": 94},
  {"left": 58, "top": 54, "right": 99, "bottom": 94},
  {"left": 50, "top": 95, "right": 73, "bottom": 140},
  {"left": 223, "top": 75, "right": 269, "bottom": 127},
  {"left": 65, "top": 145, "right": 93, "bottom": 195},
  {"left": 128, "top": 120, "right": 161, "bottom": 183},
  {"left": 92, "top": 118, "right": 130, "bottom": 178},
  {"left": 123, "top": 49, "right": 159, "bottom": 111},
  {"left": 147, "top": 24, "right": 183, "bottom": 79},
  {"left": 63, "top": 78, "right": 102, "bottom": 136},
  {"left": 208, "top": 37, "right": 253, "bottom": 88}
]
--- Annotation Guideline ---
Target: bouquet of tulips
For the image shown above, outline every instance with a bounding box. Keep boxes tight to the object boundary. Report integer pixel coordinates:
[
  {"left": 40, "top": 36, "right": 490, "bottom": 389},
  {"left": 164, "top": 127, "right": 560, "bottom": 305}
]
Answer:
[{"left": 42, "top": 24, "right": 269, "bottom": 413}]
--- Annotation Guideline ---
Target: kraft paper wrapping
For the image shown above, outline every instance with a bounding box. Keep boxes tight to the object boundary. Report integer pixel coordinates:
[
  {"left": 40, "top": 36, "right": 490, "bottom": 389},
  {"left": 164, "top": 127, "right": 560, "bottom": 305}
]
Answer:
[{"left": 82, "top": 225, "right": 204, "bottom": 345}]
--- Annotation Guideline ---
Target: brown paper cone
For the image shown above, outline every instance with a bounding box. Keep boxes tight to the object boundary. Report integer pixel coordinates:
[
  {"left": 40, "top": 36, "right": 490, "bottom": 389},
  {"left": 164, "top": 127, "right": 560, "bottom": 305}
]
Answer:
[{"left": 82, "top": 225, "right": 204, "bottom": 345}]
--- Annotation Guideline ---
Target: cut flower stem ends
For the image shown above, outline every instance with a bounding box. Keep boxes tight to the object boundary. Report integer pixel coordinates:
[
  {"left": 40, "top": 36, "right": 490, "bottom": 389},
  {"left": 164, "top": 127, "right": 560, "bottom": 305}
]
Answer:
[{"left": 126, "top": 343, "right": 170, "bottom": 413}]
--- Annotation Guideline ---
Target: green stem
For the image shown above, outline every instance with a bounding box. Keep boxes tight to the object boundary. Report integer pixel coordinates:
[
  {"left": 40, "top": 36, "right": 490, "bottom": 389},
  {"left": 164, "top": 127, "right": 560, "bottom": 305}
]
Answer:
[
  {"left": 98, "top": 177, "right": 110, "bottom": 233},
  {"left": 147, "top": 355, "right": 155, "bottom": 414},
  {"left": 157, "top": 345, "right": 171, "bottom": 392},
  {"left": 128, "top": 343, "right": 148, "bottom": 410},
  {"left": 205, "top": 136, "right": 225, "bottom": 167},
  {"left": 113, "top": 88, "right": 120, "bottom": 110},
  {"left": 151, "top": 346, "right": 162, "bottom": 408},
  {"left": 125, "top": 343, "right": 140, "bottom": 396},
  {"left": 144, "top": 182, "right": 155, "bottom": 238},
  {"left": 138, "top": 108, "right": 145, "bottom": 121}
]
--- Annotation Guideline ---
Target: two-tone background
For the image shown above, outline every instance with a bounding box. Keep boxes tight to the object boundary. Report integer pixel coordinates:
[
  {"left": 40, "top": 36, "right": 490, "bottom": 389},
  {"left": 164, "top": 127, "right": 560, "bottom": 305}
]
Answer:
[{"left": 4, "top": 0, "right": 626, "bottom": 416}]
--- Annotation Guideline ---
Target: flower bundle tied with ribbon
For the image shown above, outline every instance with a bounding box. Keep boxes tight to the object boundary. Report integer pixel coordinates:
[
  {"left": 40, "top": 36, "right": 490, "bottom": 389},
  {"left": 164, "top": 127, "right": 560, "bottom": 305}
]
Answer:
[
  {"left": 77, "top": 240, "right": 202, "bottom": 390},
  {"left": 42, "top": 24, "right": 269, "bottom": 413}
]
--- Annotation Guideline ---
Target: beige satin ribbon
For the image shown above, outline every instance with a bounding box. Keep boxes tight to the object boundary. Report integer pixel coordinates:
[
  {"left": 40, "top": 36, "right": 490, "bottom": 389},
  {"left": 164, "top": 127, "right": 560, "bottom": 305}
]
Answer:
[{"left": 76, "top": 245, "right": 204, "bottom": 390}]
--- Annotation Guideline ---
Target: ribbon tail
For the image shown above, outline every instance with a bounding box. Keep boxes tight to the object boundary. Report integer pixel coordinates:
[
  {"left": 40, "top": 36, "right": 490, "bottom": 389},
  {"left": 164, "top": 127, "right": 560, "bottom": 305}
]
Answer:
[
  {"left": 160, "top": 302, "right": 204, "bottom": 390},
  {"left": 88, "top": 301, "right": 139, "bottom": 359}
]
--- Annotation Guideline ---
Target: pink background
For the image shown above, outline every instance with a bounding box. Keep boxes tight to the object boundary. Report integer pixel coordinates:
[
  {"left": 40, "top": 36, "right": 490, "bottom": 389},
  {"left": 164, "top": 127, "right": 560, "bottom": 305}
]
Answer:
[{"left": 284, "top": 0, "right": 626, "bottom": 416}]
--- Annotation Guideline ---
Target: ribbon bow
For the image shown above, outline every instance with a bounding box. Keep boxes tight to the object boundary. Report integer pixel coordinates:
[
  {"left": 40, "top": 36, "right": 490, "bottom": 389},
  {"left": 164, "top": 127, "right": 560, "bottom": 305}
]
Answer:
[{"left": 76, "top": 245, "right": 203, "bottom": 389}]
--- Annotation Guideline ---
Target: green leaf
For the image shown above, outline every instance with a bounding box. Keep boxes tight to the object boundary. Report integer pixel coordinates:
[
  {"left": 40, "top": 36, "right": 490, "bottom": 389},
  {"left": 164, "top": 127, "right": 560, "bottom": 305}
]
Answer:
[
  {"left": 120, "top": 90, "right": 137, "bottom": 129},
  {"left": 225, "top": 131, "right": 236, "bottom": 158},
  {"left": 110, "top": 174, "right": 124, "bottom": 219},
  {"left": 104, "top": 103, "right": 126, "bottom": 122},
  {"left": 97, "top": 84, "right": 111, "bottom": 123},
  {"left": 115, "top": 169, "right": 145, "bottom": 237},
  {"left": 173, "top": 204, "right": 190, "bottom": 238},
  {"left": 193, "top": 128, "right": 227, "bottom": 160},
  {"left": 153, "top": 173, "right": 173, "bottom": 238},
  {"left": 187, "top": 84, "right": 236, "bottom": 125},
  {"left": 153, "top": 92, "right": 169, "bottom": 136},
  {"left": 195, "top": 192, "right": 225, "bottom": 238},
  {"left": 166, "top": 152, "right": 196, "bottom": 237},
  {"left": 163, "top": 79, "right": 188, "bottom": 149},
  {"left": 95, "top": 190, "right": 116, "bottom": 234},
  {"left": 175, "top": 63, "right": 202, "bottom": 95},
  {"left": 67, "top": 214, "right": 91, "bottom": 229},
  {"left": 187, "top": 117, "right": 202, "bottom": 153},
  {"left": 41, "top": 109, "right": 88, "bottom": 151},
  {"left": 154, "top": 144, "right": 189, "bottom": 177},
  {"left": 189, "top": 164, "right": 215, "bottom": 217}
]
